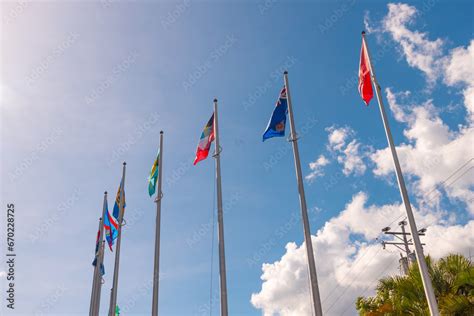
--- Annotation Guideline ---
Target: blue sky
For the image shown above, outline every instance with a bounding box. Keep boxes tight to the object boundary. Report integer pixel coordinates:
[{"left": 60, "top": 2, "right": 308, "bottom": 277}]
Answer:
[{"left": 1, "top": 1, "right": 473, "bottom": 315}]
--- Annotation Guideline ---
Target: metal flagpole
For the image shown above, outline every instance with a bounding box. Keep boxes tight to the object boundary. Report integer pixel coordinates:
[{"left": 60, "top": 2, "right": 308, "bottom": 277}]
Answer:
[
  {"left": 152, "top": 131, "right": 164, "bottom": 316},
  {"left": 94, "top": 240, "right": 106, "bottom": 315},
  {"left": 109, "top": 163, "right": 127, "bottom": 316},
  {"left": 90, "top": 191, "right": 108, "bottom": 316},
  {"left": 90, "top": 217, "right": 101, "bottom": 316},
  {"left": 213, "top": 98, "right": 229, "bottom": 316},
  {"left": 362, "top": 31, "right": 440, "bottom": 316},
  {"left": 284, "top": 71, "right": 323, "bottom": 316}
]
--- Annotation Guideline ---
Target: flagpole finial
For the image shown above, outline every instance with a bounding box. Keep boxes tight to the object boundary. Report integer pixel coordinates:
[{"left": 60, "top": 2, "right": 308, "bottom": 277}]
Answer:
[
  {"left": 104, "top": 191, "right": 107, "bottom": 194},
  {"left": 160, "top": 130, "right": 163, "bottom": 134},
  {"left": 123, "top": 162, "right": 126, "bottom": 166},
  {"left": 362, "top": 30, "right": 366, "bottom": 35},
  {"left": 213, "top": 98, "right": 218, "bottom": 103},
  {"left": 284, "top": 70, "right": 288, "bottom": 75}
]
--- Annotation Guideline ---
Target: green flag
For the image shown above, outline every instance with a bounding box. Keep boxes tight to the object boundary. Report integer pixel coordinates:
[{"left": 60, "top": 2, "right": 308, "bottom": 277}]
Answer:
[{"left": 148, "top": 150, "right": 159, "bottom": 196}]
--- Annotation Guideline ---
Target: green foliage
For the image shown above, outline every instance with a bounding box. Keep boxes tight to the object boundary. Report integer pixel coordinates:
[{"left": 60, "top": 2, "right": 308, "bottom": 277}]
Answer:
[{"left": 356, "top": 254, "right": 474, "bottom": 315}]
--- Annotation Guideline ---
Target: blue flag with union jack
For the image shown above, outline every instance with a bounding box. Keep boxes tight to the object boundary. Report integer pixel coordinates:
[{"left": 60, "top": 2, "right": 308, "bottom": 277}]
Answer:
[{"left": 263, "top": 87, "right": 288, "bottom": 141}]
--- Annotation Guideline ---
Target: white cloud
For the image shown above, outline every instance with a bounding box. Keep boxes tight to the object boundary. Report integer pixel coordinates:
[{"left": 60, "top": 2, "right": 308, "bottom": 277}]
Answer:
[
  {"left": 327, "top": 126, "right": 351, "bottom": 151},
  {"left": 304, "top": 126, "right": 370, "bottom": 181},
  {"left": 380, "top": 3, "right": 474, "bottom": 121},
  {"left": 382, "top": 3, "right": 444, "bottom": 83},
  {"left": 251, "top": 192, "right": 474, "bottom": 315},
  {"left": 444, "top": 40, "right": 474, "bottom": 87},
  {"left": 326, "top": 126, "right": 369, "bottom": 176},
  {"left": 363, "top": 11, "right": 375, "bottom": 34},
  {"left": 371, "top": 88, "right": 474, "bottom": 213},
  {"left": 443, "top": 40, "right": 474, "bottom": 122},
  {"left": 423, "top": 221, "right": 474, "bottom": 259},
  {"left": 306, "top": 155, "right": 330, "bottom": 182},
  {"left": 305, "top": 126, "right": 370, "bottom": 181},
  {"left": 367, "top": 3, "right": 474, "bottom": 213},
  {"left": 251, "top": 193, "right": 399, "bottom": 316},
  {"left": 338, "top": 139, "right": 367, "bottom": 176},
  {"left": 386, "top": 88, "right": 410, "bottom": 122}
]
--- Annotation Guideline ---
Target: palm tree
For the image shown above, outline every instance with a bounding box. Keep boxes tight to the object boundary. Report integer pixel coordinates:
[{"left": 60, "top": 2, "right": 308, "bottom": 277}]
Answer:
[{"left": 356, "top": 254, "right": 474, "bottom": 315}]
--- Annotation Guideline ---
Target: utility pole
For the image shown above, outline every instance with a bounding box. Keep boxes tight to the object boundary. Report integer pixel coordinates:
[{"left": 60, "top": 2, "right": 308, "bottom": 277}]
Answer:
[{"left": 381, "top": 221, "right": 427, "bottom": 275}]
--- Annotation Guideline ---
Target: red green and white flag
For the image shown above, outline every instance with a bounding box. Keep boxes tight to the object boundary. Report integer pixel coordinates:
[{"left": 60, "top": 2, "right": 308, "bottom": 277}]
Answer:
[{"left": 194, "top": 113, "right": 215, "bottom": 165}]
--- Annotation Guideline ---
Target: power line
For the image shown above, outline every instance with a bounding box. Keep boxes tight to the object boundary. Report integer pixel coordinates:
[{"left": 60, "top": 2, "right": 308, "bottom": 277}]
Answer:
[
  {"left": 420, "top": 166, "right": 474, "bottom": 231},
  {"left": 423, "top": 166, "right": 473, "bottom": 205},
  {"left": 324, "top": 247, "right": 382, "bottom": 314},
  {"left": 380, "top": 221, "right": 425, "bottom": 275},
  {"left": 379, "top": 157, "right": 474, "bottom": 236},
  {"left": 421, "top": 158, "right": 473, "bottom": 203},
  {"left": 323, "top": 158, "right": 474, "bottom": 313},
  {"left": 340, "top": 260, "right": 397, "bottom": 315},
  {"left": 322, "top": 167, "right": 455, "bottom": 309},
  {"left": 321, "top": 245, "right": 371, "bottom": 304},
  {"left": 377, "top": 160, "right": 473, "bottom": 280}
]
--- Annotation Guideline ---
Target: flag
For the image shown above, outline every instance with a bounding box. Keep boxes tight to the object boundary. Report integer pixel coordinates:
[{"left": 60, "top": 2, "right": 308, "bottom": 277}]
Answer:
[
  {"left": 94, "top": 228, "right": 100, "bottom": 255},
  {"left": 263, "top": 87, "right": 288, "bottom": 141},
  {"left": 104, "top": 179, "right": 126, "bottom": 252},
  {"left": 113, "top": 179, "right": 125, "bottom": 220},
  {"left": 104, "top": 210, "right": 118, "bottom": 251},
  {"left": 359, "top": 38, "right": 373, "bottom": 105},
  {"left": 103, "top": 197, "right": 117, "bottom": 251},
  {"left": 148, "top": 149, "right": 160, "bottom": 197},
  {"left": 193, "top": 113, "right": 215, "bottom": 165},
  {"left": 92, "top": 227, "right": 105, "bottom": 276},
  {"left": 99, "top": 261, "right": 105, "bottom": 276},
  {"left": 92, "top": 255, "right": 105, "bottom": 276}
]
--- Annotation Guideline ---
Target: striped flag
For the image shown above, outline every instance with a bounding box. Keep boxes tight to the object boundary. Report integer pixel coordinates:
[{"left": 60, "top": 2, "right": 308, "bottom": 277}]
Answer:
[
  {"left": 193, "top": 113, "right": 215, "bottom": 165},
  {"left": 103, "top": 197, "right": 117, "bottom": 251},
  {"left": 104, "top": 180, "right": 125, "bottom": 251}
]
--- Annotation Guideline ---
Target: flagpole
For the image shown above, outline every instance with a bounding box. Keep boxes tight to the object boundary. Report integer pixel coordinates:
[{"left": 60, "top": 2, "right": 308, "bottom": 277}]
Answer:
[
  {"left": 362, "top": 31, "right": 440, "bottom": 316},
  {"left": 89, "top": 191, "right": 107, "bottom": 316},
  {"left": 90, "top": 217, "right": 101, "bottom": 316},
  {"left": 94, "top": 192, "right": 108, "bottom": 315},
  {"left": 109, "top": 163, "right": 127, "bottom": 316},
  {"left": 284, "top": 71, "right": 323, "bottom": 316},
  {"left": 152, "top": 131, "right": 164, "bottom": 316},
  {"left": 213, "top": 98, "right": 229, "bottom": 316},
  {"left": 94, "top": 240, "right": 105, "bottom": 315}
]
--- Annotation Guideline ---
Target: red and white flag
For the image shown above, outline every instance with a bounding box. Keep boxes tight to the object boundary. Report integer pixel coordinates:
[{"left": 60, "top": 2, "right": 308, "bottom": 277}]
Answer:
[{"left": 358, "top": 38, "right": 373, "bottom": 105}]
